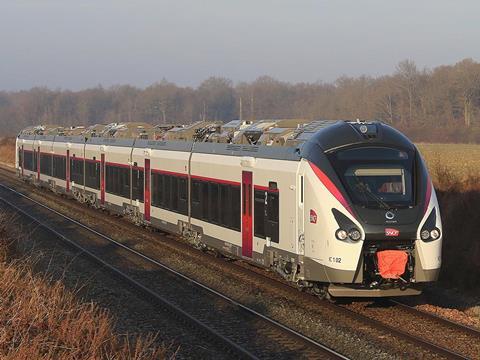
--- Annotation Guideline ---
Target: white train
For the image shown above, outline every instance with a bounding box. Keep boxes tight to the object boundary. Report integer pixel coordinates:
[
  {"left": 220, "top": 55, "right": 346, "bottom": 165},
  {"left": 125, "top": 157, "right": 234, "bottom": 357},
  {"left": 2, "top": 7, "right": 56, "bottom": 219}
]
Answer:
[{"left": 15, "top": 119, "right": 442, "bottom": 297}]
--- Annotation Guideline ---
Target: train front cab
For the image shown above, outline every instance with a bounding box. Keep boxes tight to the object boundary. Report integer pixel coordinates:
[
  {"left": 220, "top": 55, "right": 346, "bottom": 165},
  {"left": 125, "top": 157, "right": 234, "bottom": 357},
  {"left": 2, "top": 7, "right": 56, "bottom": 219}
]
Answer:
[{"left": 301, "top": 144, "right": 442, "bottom": 297}]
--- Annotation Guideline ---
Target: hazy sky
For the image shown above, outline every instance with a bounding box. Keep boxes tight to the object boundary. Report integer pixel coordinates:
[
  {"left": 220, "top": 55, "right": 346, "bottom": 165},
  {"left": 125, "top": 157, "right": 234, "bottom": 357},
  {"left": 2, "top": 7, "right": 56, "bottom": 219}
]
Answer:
[{"left": 0, "top": 0, "right": 478, "bottom": 90}]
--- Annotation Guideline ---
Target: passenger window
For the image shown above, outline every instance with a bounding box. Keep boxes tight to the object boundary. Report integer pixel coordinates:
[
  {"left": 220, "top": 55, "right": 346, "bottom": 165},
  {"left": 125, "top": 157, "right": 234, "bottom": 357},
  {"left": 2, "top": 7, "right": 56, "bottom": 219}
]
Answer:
[
  {"left": 219, "top": 185, "right": 227, "bottom": 226},
  {"left": 179, "top": 178, "right": 187, "bottom": 201},
  {"left": 171, "top": 176, "right": 179, "bottom": 210},
  {"left": 265, "top": 191, "right": 279, "bottom": 243},
  {"left": 210, "top": 183, "right": 219, "bottom": 223},
  {"left": 202, "top": 182, "right": 209, "bottom": 220},
  {"left": 231, "top": 186, "right": 241, "bottom": 230},
  {"left": 254, "top": 190, "right": 266, "bottom": 239},
  {"left": 267, "top": 193, "right": 279, "bottom": 223}
]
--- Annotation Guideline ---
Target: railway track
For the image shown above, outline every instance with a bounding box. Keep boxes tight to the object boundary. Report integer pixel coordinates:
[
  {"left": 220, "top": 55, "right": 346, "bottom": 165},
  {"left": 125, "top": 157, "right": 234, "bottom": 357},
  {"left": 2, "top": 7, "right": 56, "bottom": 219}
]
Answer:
[
  {"left": 0, "top": 180, "right": 347, "bottom": 360},
  {"left": 233, "top": 262, "right": 479, "bottom": 360},
  {"left": 333, "top": 302, "right": 478, "bottom": 360},
  {"left": 0, "top": 166, "right": 479, "bottom": 359},
  {"left": 388, "top": 299, "right": 480, "bottom": 338}
]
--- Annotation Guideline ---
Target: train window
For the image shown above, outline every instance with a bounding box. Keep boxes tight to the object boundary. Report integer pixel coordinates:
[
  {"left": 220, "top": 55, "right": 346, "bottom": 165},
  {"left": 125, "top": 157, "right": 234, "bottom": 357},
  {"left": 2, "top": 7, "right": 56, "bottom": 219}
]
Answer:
[
  {"left": 266, "top": 192, "right": 279, "bottom": 243},
  {"left": 123, "top": 168, "right": 130, "bottom": 196},
  {"left": 18, "top": 148, "right": 22, "bottom": 168},
  {"left": 178, "top": 178, "right": 187, "bottom": 215},
  {"left": 106, "top": 165, "right": 113, "bottom": 193},
  {"left": 163, "top": 175, "right": 171, "bottom": 208},
  {"left": 209, "top": 183, "right": 219, "bottom": 224},
  {"left": 330, "top": 146, "right": 414, "bottom": 208},
  {"left": 33, "top": 150, "right": 38, "bottom": 172},
  {"left": 254, "top": 190, "right": 266, "bottom": 239},
  {"left": 85, "top": 161, "right": 100, "bottom": 189},
  {"left": 158, "top": 173, "right": 164, "bottom": 206},
  {"left": 171, "top": 176, "right": 179, "bottom": 211},
  {"left": 220, "top": 184, "right": 230, "bottom": 228},
  {"left": 267, "top": 193, "right": 279, "bottom": 222},
  {"left": 201, "top": 182, "right": 209, "bottom": 221},
  {"left": 231, "top": 186, "right": 241, "bottom": 231},
  {"left": 337, "top": 147, "right": 409, "bottom": 161},
  {"left": 191, "top": 179, "right": 201, "bottom": 218},
  {"left": 24, "top": 151, "right": 33, "bottom": 171},
  {"left": 106, "top": 165, "right": 130, "bottom": 198},
  {"left": 192, "top": 180, "right": 200, "bottom": 203},
  {"left": 70, "top": 158, "right": 84, "bottom": 185},
  {"left": 40, "top": 153, "right": 52, "bottom": 176},
  {"left": 52, "top": 155, "right": 66, "bottom": 180},
  {"left": 151, "top": 172, "right": 163, "bottom": 208},
  {"left": 152, "top": 173, "right": 158, "bottom": 205},
  {"left": 188, "top": 179, "right": 241, "bottom": 231},
  {"left": 179, "top": 178, "right": 187, "bottom": 201},
  {"left": 132, "top": 169, "right": 144, "bottom": 202}
]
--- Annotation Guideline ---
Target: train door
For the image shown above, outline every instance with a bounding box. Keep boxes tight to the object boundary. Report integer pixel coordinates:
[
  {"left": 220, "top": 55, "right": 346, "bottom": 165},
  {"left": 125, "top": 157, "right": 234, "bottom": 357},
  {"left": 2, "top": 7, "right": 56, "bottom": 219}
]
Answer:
[
  {"left": 21, "top": 145, "right": 24, "bottom": 177},
  {"left": 66, "top": 150, "right": 70, "bottom": 192},
  {"left": 242, "top": 171, "right": 253, "bottom": 258},
  {"left": 298, "top": 173, "right": 305, "bottom": 255},
  {"left": 100, "top": 153, "right": 105, "bottom": 205},
  {"left": 144, "top": 158, "right": 151, "bottom": 222},
  {"left": 37, "top": 146, "right": 40, "bottom": 181}
]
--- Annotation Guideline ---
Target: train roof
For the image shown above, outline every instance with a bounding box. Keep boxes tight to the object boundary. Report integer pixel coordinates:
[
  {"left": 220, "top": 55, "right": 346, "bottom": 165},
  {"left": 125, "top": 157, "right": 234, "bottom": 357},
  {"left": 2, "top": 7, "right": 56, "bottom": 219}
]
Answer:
[{"left": 18, "top": 119, "right": 415, "bottom": 160}]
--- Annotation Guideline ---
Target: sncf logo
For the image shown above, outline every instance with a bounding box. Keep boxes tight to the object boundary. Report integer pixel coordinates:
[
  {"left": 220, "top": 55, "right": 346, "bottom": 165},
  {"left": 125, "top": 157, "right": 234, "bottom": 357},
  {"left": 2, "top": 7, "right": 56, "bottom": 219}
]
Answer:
[
  {"left": 385, "top": 228, "right": 400, "bottom": 237},
  {"left": 310, "top": 209, "right": 317, "bottom": 224}
]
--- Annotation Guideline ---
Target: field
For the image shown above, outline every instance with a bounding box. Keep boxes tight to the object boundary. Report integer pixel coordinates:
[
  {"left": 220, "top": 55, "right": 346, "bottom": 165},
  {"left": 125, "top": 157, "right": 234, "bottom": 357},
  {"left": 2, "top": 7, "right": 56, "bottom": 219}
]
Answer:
[{"left": 417, "top": 143, "right": 480, "bottom": 190}]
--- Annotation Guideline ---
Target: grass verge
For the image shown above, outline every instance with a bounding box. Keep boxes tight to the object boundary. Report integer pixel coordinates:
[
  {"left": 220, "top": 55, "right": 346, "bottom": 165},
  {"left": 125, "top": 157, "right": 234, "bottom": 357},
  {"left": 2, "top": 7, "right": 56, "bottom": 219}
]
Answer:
[
  {"left": 0, "top": 138, "right": 15, "bottom": 165},
  {"left": 0, "top": 211, "right": 167, "bottom": 359},
  {"left": 432, "top": 164, "right": 480, "bottom": 292}
]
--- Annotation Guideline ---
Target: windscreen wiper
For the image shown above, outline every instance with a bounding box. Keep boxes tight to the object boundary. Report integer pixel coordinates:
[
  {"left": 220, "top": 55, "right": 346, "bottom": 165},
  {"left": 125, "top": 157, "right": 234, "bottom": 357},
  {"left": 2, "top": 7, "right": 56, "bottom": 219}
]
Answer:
[{"left": 352, "top": 175, "right": 391, "bottom": 210}]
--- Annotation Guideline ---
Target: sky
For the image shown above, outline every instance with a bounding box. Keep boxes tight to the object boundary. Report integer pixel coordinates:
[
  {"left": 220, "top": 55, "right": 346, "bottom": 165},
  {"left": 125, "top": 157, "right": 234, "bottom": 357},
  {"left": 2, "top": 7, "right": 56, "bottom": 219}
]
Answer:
[{"left": 0, "top": 0, "right": 479, "bottom": 91}]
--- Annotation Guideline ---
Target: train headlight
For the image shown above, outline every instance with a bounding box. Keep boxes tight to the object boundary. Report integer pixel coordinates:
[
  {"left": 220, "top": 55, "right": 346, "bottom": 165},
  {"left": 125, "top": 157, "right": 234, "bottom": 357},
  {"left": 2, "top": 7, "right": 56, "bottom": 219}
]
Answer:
[
  {"left": 430, "top": 228, "right": 441, "bottom": 240},
  {"left": 335, "top": 229, "right": 348, "bottom": 241},
  {"left": 420, "top": 230, "right": 430, "bottom": 240},
  {"left": 348, "top": 229, "right": 362, "bottom": 241}
]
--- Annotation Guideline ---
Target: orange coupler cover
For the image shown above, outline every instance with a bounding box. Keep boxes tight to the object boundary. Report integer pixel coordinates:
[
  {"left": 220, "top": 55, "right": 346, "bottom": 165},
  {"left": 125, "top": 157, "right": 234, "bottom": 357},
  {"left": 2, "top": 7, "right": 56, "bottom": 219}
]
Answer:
[{"left": 376, "top": 250, "right": 408, "bottom": 279}]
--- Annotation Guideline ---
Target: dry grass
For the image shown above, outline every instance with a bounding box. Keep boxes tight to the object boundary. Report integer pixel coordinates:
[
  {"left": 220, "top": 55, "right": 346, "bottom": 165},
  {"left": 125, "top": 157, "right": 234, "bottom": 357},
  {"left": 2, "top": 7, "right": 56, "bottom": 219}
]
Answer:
[
  {"left": 0, "top": 137, "right": 15, "bottom": 165},
  {"left": 429, "top": 165, "right": 480, "bottom": 292},
  {"left": 0, "top": 212, "right": 167, "bottom": 359},
  {"left": 408, "top": 144, "right": 480, "bottom": 291},
  {"left": 416, "top": 143, "right": 480, "bottom": 190}
]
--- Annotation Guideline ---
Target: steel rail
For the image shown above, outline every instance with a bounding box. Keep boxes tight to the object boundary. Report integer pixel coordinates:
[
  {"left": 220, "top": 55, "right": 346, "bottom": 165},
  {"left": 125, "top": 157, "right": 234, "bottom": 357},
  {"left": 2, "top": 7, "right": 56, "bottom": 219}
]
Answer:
[
  {"left": 332, "top": 303, "right": 470, "bottom": 360},
  {"left": 0, "top": 182, "right": 348, "bottom": 360},
  {"left": 389, "top": 299, "right": 480, "bottom": 338}
]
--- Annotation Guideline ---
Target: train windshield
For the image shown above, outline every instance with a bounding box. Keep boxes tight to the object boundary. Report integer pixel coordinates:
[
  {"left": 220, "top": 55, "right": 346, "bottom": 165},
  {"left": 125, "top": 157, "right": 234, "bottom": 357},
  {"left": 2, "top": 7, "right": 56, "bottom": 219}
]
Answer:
[{"left": 330, "top": 147, "right": 414, "bottom": 209}]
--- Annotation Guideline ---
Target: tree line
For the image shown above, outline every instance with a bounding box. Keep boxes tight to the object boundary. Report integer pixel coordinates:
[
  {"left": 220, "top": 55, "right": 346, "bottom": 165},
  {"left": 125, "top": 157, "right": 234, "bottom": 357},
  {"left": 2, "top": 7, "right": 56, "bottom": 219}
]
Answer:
[{"left": 1, "top": 58, "right": 480, "bottom": 142}]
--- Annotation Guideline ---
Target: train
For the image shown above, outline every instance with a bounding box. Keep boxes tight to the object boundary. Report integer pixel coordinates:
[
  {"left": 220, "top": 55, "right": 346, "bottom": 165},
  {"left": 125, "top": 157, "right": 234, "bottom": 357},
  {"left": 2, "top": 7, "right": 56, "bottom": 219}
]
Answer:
[{"left": 15, "top": 119, "right": 442, "bottom": 298}]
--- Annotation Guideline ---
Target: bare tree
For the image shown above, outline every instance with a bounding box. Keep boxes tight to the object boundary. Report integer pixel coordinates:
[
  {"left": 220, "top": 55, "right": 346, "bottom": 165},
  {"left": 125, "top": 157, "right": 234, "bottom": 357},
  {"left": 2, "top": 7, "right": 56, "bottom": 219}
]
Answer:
[
  {"left": 395, "top": 59, "right": 420, "bottom": 124},
  {"left": 454, "top": 59, "right": 480, "bottom": 127}
]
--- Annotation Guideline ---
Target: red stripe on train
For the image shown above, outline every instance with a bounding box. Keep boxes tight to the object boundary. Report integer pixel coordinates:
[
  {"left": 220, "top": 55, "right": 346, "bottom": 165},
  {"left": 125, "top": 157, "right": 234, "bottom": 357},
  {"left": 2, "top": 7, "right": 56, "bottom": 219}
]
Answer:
[
  {"left": 424, "top": 177, "right": 432, "bottom": 215},
  {"left": 308, "top": 161, "right": 354, "bottom": 217}
]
